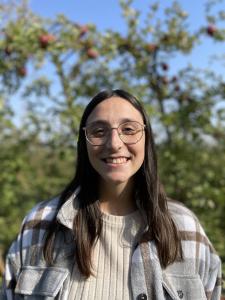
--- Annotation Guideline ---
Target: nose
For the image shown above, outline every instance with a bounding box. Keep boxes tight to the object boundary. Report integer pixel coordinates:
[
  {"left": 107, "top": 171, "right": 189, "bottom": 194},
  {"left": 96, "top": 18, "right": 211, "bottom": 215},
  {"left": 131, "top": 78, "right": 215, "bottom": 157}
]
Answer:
[{"left": 105, "top": 128, "right": 123, "bottom": 150}]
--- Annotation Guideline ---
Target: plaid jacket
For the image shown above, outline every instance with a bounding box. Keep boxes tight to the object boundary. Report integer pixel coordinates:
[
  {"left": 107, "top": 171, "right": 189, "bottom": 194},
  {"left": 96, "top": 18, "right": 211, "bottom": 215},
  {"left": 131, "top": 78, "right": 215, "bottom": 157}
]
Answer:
[{"left": 1, "top": 194, "right": 222, "bottom": 300}]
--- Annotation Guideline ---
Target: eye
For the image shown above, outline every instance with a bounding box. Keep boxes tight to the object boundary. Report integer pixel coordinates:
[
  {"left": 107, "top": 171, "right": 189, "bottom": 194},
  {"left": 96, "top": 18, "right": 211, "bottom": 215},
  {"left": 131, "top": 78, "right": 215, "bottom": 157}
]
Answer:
[
  {"left": 120, "top": 123, "right": 137, "bottom": 135},
  {"left": 89, "top": 126, "right": 107, "bottom": 137}
]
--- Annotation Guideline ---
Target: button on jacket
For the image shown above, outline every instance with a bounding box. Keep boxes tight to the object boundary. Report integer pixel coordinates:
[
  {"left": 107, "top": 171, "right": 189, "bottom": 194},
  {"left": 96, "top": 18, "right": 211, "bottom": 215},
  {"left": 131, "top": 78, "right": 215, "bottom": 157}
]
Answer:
[{"left": 2, "top": 194, "right": 222, "bottom": 299}]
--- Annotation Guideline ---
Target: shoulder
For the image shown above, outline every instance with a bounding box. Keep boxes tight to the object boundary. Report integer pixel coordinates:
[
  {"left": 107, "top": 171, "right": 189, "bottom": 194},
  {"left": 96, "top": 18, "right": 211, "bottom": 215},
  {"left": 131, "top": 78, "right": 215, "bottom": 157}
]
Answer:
[
  {"left": 168, "top": 199, "right": 204, "bottom": 233},
  {"left": 168, "top": 199, "right": 196, "bottom": 218},
  {"left": 14, "top": 196, "right": 61, "bottom": 250},
  {"left": 167, "top": 199, "right": 219, "bottom": 257},
  {"left": 167, "top": 199, "right": 215, "bottom": 251},
  {"left": 5, "top": 197, "right": 61, "bottom": 276},
  {"left": 23, "top": 196, "right": 60, "bottom": 227},
  {"left": 167, "top": 199, "right": 222, "bottom": 293}
]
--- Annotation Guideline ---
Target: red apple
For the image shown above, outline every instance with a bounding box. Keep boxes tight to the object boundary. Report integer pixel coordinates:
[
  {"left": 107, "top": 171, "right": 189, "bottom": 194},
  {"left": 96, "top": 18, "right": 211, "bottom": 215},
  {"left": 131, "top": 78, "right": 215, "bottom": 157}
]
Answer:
[
  {"left": 171, "top": 76, "right": 177, "bottom": 82},
  {"left": 206, "top": 25, "right": 217, "bottom": 36},
  {"left": 79, "top": 25, "right": 89, "bottom": 37},
  {"left": 87, "top": 48, "right": 98, "bottom": 59},
  {"left": 38, "top": 34, "right": 55, "bottom": 49},
  {"left": 161, "top": 62, "right": 169, "bottom": 71},
  {"left": 174, "top": 84, "right": 180, "bottom": 92},
  {"left": 18, "top": 66, "right": 27, "bottom": 77}
]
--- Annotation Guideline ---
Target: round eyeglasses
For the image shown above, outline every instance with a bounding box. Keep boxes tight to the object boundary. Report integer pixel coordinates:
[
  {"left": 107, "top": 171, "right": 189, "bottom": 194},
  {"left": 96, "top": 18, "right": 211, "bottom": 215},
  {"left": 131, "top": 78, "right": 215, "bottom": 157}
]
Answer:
[{"left": 83, "top": 121, "right": 145, "bottom": 146}]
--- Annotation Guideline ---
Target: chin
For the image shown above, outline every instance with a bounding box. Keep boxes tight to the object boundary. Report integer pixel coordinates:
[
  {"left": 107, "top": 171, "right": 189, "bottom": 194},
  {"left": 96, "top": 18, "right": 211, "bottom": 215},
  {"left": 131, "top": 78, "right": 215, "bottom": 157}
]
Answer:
[{"left": 103, "top": 175, "right": 131, "bottom": 185}]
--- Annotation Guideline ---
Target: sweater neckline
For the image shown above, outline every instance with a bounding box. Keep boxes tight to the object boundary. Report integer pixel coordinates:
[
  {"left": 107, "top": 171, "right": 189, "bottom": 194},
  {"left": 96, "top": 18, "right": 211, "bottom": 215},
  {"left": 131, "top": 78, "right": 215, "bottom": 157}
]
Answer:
[{"left": 101, "top": 209, "right": 141, "bottom": 225}]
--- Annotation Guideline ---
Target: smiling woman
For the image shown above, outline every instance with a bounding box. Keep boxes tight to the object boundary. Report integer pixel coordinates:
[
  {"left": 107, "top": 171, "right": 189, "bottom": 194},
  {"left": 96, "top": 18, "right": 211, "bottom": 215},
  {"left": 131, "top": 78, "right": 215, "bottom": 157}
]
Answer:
[{"left": 2, "top": 89, "right": 222, "bottom": 299}]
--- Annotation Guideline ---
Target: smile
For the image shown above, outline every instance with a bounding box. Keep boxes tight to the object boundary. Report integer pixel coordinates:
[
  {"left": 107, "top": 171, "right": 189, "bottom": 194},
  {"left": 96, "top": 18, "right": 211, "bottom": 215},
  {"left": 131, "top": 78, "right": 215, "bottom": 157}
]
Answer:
[{"left": 102, "top": 157, "right": 131, "bottom": 164}]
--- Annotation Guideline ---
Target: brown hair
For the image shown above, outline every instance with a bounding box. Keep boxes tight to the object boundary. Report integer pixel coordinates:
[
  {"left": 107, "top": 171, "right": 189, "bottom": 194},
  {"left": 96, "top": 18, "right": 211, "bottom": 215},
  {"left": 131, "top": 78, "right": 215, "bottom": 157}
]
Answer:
[{"left": 44, "top": 89, "right": 182, "bottom": 277}]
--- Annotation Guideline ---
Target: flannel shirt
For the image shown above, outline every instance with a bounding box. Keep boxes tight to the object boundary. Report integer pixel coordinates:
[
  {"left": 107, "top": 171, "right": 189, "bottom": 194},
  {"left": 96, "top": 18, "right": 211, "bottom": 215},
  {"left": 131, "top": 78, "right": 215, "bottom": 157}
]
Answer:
[{"left": 1, "top": 194, "right": 222, "bottom": 300}]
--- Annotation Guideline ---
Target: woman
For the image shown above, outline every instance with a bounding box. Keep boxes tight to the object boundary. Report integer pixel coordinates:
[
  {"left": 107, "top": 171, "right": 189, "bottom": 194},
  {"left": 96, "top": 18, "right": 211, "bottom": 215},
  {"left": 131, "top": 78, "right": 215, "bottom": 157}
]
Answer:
[{"left": 2, "top": 89, "right": 221, "bottom": 299}]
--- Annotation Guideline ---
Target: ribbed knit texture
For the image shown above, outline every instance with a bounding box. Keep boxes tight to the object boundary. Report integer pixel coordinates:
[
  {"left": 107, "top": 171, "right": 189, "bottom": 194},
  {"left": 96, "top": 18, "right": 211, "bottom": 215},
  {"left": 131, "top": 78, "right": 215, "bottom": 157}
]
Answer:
[{"left": 68, "top": 209, "right": 143, "bottom": 300}]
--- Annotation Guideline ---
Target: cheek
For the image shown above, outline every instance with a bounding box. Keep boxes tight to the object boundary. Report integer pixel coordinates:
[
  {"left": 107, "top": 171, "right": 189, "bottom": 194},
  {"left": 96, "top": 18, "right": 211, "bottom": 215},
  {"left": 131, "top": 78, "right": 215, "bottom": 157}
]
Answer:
[{"left": 129, "top": 139, "right": 145, "bottom": 169}]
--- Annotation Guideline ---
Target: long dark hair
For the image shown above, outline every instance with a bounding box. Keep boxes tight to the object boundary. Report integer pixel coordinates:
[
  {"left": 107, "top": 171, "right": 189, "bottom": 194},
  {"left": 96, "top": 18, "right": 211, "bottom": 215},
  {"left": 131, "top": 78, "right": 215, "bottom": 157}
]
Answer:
[{"left": 44, "top": 89, "right": 182, "bottom": 276}]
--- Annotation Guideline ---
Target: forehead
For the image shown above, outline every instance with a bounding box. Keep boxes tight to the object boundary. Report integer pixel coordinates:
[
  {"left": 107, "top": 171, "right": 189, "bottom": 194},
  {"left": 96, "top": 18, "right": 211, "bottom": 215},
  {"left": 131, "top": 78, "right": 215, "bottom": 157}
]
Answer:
[{"left": 86, "top": 96, "right": 143, "bottom": 124}]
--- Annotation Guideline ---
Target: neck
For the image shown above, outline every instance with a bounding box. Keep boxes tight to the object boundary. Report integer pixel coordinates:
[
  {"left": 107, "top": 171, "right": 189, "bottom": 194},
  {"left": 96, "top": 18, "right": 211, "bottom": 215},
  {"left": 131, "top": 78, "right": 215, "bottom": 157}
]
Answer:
[{"left": 99, "top": 179, "right": 137, "bottom": 216}]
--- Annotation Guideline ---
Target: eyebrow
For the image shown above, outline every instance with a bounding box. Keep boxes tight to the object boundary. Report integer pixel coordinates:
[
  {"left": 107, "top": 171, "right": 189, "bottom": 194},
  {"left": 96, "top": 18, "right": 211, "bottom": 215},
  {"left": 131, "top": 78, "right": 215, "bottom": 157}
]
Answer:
[{"left": 86, "top": 118, "right": 141, "bottom": 126}]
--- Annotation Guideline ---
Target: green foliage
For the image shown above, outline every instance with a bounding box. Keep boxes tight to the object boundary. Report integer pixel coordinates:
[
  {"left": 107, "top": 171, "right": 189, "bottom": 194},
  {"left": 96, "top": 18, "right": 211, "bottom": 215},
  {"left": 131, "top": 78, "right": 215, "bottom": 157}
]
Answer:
[
  {"left": 0, "top": 126, "right": 75, "bottom": 251},
  {"left": 0, "top": 0, "right": 225, "bottom": 289}
]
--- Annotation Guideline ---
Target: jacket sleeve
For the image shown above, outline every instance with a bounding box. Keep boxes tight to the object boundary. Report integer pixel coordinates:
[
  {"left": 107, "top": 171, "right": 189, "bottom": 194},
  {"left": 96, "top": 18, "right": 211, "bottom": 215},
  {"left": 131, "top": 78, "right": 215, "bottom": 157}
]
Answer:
[
  {"left": 194, "top": 217, "right": 222, "bottom": 300},
  {"left": 168, "top": 201, "right": 222, "bottom": 300},
  {"left": 204, "top": 247, "right": 222, "bottom": 300},
  {"left": 1, "top": 215, "right": 27, "bottom": 300},
  {"left": 1, "top": 239, "right": 21, "bottom": 300},
  {"left": 1, "top": 198, "right": 59, "bottom": 300}
]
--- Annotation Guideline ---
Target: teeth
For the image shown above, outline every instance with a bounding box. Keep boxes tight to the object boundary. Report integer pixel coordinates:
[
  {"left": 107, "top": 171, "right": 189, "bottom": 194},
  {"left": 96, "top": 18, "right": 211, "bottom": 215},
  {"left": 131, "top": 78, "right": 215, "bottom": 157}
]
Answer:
[{"left": 105, "top": 157, "right": 128, "bottom": 164}]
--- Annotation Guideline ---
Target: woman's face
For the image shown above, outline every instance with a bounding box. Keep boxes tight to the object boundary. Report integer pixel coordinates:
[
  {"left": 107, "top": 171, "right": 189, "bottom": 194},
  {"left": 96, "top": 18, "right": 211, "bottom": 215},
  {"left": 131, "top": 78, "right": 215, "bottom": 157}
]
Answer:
[{"left": 85, "top": 97, "right": 145, "bottom": 187}]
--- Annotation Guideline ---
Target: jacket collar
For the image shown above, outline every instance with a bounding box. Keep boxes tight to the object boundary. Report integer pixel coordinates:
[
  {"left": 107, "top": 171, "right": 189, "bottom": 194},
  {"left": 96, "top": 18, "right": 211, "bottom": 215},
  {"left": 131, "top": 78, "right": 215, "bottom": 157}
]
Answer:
[
  {"left": 56, "top": 191, "right": 79, "bottom": 230},
  {"left": 56, "top": 188, "right": 145, "bottom": 231}
]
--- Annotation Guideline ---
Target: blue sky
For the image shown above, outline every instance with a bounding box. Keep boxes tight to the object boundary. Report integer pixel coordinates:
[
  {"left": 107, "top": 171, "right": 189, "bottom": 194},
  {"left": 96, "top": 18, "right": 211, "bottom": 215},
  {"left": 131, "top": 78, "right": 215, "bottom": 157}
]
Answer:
[{"left": 29, "top": 0, "right": 209, "bottom": 32}]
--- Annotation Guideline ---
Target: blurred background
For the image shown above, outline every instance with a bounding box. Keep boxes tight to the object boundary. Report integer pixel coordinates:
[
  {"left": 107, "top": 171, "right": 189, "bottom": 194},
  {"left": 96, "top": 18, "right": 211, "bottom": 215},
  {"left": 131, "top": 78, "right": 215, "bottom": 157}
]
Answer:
[{"left": 0, "top": 0, "right": 225, "bottom": 293}]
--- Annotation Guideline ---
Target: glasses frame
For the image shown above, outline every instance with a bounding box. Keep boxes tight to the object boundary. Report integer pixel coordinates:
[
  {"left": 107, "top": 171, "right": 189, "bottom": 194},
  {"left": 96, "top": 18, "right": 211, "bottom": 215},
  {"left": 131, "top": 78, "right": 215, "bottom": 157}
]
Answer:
[{"left": 83, "top": 121, "right": 146, "bottom": 146}]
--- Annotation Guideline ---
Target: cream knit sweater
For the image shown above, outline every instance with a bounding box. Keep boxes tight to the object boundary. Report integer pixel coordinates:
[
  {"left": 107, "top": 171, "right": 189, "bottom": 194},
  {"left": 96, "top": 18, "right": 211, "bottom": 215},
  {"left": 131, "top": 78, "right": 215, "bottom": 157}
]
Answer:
[{"left": 68, "top": 210, "right": 143, "bottom": 300}]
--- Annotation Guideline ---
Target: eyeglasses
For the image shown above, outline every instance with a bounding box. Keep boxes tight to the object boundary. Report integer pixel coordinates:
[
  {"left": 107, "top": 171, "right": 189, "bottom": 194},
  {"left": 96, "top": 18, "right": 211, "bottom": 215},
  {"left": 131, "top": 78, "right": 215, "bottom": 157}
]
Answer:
[{"left": 83, "top": 121, "right": 145, "bottom": 146}]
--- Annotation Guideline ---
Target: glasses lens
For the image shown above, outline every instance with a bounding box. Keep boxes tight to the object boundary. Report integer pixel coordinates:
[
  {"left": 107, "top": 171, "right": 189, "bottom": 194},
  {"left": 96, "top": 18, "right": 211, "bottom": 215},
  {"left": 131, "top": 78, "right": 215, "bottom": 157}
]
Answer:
[
  {"left": 118, "top": 122, "right": 143, "bottom": 144},
  {"left": 86, "top": 124, "right": 108, "bottom": 145}
]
